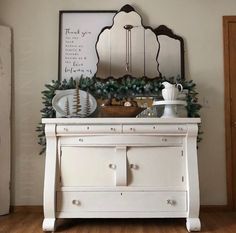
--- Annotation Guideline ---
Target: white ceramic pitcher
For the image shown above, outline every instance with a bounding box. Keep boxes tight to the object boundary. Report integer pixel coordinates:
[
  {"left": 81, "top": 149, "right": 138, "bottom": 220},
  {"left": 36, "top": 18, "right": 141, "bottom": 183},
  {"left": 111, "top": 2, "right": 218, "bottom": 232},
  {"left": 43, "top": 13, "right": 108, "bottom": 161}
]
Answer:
[{"left": 162, "top": 81, "right": 183, "bottom": 100}]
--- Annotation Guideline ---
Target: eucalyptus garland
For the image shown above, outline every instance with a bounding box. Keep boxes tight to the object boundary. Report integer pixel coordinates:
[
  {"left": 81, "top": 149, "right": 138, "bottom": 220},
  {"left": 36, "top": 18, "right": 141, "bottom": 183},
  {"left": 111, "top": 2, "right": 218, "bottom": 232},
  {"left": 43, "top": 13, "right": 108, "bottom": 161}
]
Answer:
[{"left": 37, "top": 76, "right": 202, "bottom": 154}]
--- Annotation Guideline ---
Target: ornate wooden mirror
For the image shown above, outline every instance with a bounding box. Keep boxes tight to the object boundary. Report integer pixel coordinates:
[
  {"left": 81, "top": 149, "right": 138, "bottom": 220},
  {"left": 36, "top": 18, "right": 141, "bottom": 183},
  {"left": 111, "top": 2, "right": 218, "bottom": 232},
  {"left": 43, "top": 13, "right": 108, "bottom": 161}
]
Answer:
[{"left": 95, "top": 4, "right": 185, "bottom": 80}]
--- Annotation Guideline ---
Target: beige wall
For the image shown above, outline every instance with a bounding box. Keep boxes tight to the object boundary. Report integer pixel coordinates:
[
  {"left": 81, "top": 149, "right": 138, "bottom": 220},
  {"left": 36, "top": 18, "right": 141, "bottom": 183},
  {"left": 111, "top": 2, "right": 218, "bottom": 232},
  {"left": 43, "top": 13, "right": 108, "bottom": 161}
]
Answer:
[{"left": 0, "top": 0, "right": 235, "bottom": 205}]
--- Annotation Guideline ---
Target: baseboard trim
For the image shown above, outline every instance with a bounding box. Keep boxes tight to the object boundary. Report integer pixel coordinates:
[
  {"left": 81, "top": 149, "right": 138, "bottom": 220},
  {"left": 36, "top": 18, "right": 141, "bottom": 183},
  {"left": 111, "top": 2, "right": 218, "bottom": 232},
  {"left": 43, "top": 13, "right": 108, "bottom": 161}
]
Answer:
[
  {"left": 10, "top": 205, "right": 229, "bottom": 214},
  {"left": 10, "top": 205, "right": 43, "bottom": 213}
]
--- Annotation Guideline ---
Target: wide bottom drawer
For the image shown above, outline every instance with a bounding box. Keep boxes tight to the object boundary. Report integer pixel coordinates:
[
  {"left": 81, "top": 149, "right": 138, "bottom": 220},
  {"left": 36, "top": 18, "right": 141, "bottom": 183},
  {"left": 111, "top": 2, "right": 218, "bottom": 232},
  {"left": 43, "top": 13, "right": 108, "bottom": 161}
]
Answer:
[{"left": 57, "top": 191, "right": 187, "bottom": 212}]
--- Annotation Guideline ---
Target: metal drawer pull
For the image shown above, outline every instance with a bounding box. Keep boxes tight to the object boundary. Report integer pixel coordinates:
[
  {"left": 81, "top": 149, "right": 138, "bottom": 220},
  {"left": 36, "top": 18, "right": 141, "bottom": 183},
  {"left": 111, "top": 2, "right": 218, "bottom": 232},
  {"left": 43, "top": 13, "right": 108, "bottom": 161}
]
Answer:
[
  {"left": 129, "top": 164, "right": 138, "bottom": 169},
  {"left": 63, "top": 127, "right": 68, "bottom": 132},
  {"left": 178, "top": 127, "right": 183, "bottom": 131},
  {"left": 130, "top": 127, "right": 135, "bottom": 131},
  {"left": 108, "top": 164, "right": 116, "bottom": 169},
  {"left": 167, "top": 199, "right": 176, "bottom": 206},
  {"left": 86, "top": 126, "right": 90, "bottom": 130},
  {"left": 72, "top": 200, "right": 81, "bottom": 205},
  {"left": 110, "top": 127, "right": 116, "bottom": 131},
  {"left": 78, "top": 138, "right": 83, "bottom": 142}
]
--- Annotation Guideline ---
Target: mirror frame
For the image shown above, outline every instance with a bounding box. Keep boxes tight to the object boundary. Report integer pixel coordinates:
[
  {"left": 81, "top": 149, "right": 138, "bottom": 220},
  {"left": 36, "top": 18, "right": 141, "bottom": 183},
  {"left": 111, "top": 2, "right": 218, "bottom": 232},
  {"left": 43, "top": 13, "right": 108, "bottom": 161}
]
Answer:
[
  {"left": 95, "top": 4, "right": 185, "bottom": 80},
  {"left": 154, "top": 25, "right": 185, "bottom": 80}
]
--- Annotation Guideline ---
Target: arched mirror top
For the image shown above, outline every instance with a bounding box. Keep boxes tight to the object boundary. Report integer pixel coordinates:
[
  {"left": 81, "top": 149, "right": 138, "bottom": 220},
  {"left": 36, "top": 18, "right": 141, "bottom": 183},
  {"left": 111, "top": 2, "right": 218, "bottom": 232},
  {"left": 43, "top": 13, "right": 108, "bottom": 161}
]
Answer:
[{"left": 96, "top": 4, "right": 160, "bottom": 79}]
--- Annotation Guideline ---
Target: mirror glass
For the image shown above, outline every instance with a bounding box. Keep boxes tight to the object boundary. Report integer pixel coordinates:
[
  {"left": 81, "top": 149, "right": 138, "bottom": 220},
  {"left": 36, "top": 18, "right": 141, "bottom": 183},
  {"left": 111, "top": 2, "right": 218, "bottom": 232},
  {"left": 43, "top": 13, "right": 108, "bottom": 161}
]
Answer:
[
  {"left": 96, "top": 6, "right": 160, "bottom": 79},
  {"left": 155, "top": 25, "right": 185, "bottom": 79},
  {"left": 158, "top": 35, "right": 181, "bottom": 78}
]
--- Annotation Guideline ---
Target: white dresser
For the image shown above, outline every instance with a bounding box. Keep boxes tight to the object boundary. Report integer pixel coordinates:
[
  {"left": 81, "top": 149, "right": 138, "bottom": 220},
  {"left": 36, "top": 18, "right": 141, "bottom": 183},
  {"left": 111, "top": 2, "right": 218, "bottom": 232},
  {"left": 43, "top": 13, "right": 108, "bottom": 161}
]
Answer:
[{"left": 42, "top": 118, "right": 201, "bottom": 232}]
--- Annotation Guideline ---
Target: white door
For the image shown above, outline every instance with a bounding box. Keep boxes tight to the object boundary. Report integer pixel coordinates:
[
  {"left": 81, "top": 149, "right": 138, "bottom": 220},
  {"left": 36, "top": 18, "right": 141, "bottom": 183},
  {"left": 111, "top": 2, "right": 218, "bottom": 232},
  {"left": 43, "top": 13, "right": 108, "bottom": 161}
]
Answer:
[{"left": 0, "top": 25, "right": 11, "bottom": 215}]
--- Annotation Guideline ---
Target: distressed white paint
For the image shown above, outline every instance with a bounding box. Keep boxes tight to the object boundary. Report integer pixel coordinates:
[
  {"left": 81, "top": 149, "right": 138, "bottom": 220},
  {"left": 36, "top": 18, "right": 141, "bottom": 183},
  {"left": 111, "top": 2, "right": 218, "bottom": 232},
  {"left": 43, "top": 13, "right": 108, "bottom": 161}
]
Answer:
[
  {"left": 0, "top": 25, "right": 11, "bottom": 215},
  {"left": 43, "top": 118, "right": 201, "bottom": 232}
]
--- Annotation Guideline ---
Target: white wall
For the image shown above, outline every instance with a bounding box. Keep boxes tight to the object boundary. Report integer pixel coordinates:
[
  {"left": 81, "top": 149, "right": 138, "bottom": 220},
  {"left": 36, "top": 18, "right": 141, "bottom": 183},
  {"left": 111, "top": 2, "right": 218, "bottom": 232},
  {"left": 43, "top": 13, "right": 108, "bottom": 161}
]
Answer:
[{"left": 0, "top": 0, "right": 235, "bottom": 206}]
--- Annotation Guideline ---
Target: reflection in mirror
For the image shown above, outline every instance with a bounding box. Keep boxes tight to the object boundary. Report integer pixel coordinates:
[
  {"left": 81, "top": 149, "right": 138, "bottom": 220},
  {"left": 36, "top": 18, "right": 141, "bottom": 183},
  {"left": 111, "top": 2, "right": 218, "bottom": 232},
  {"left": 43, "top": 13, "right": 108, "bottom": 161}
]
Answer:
[
  {"left": 96, "top": 5, "right": 160, "bottom": 79},
  {"left": 155, "top": 25, "right": 185, "bottom": 80}
]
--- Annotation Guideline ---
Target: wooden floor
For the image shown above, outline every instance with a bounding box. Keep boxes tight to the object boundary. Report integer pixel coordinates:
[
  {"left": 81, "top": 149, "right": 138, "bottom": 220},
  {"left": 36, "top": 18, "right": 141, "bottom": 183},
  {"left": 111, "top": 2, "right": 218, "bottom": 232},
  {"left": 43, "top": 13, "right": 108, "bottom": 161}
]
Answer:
[{"left": 0, "top": 211, "right": 236, "bottom": 233}]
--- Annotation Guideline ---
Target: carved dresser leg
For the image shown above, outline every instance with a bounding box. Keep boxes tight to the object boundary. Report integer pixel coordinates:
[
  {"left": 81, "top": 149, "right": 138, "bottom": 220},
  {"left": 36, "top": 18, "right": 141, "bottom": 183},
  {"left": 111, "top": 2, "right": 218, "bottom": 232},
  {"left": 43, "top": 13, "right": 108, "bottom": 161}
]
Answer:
[
  {"left": 186, "top": 218, "right": 201, "bottom": 232},
  {"left": 42, "top": 218, "right": 56, "bottom": 232}
]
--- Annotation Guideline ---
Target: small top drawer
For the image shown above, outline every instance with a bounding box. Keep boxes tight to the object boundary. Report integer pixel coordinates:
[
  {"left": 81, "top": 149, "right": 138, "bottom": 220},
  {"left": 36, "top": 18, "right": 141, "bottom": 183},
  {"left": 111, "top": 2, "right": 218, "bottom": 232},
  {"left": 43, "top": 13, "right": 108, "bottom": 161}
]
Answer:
[
  {"left": 156, "top": 125, "right": 187, "bottom": 134},
  {"left": 123, "top": 124, "right": 187, "bottom": 134},
  {"left": 57, "top": 125, "right": 122, "bottom": 134},
  {"left": 123, "top": 125, "right": 158, "bottom": 133}
]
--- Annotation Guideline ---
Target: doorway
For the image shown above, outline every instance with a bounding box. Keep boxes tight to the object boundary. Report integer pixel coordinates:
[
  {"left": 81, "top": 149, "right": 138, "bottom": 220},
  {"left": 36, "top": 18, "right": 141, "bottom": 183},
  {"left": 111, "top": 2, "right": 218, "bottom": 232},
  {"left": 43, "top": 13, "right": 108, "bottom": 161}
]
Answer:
[{"left": 223, "top": 16, "right": 236, "bottom": 210}]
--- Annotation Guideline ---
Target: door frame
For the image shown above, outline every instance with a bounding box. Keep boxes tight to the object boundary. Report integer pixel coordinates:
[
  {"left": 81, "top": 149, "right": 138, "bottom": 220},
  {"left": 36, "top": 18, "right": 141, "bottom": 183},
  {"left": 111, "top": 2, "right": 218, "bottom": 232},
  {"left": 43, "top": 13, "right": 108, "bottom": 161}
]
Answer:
[{"left": 223, "top": 16, "right": 236, "bottom": 210}]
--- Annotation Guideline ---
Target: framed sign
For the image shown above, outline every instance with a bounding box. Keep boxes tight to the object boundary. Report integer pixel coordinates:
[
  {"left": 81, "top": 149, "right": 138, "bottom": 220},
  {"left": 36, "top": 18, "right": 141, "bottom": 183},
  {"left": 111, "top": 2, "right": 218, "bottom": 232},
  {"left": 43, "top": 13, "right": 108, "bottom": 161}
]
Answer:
[{"left": 58, "top": 10, "right": 117, "bottom": 80}]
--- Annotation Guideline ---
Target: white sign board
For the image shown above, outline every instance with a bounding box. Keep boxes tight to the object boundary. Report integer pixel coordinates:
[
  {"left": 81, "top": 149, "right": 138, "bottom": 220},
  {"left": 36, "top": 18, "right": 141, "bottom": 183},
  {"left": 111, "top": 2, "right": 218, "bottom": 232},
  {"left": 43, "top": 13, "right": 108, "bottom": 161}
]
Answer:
[{"left": 59, "top": 11, "right": 116, "bottom": 80}]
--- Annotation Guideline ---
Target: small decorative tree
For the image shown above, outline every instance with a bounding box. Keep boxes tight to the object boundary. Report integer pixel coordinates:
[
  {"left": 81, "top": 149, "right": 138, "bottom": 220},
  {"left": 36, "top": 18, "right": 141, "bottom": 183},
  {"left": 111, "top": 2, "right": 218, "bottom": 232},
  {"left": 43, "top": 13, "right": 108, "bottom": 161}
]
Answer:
[
  {"left": 84, "top": 91, "right": 91, "bottom": 117},
  {"left": 72, "top": 81, "right": 82, "bottom": 116},
  {"left": 64, "top": 97, "right": 70, "bottom": 116}
]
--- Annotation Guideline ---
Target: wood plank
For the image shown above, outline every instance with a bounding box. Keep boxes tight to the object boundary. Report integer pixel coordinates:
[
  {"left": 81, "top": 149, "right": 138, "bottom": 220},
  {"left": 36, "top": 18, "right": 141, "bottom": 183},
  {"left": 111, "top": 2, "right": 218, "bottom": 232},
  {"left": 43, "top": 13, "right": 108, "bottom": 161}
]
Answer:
[{"left": 10, "top": 206, "right": 43, "bottom": 213}]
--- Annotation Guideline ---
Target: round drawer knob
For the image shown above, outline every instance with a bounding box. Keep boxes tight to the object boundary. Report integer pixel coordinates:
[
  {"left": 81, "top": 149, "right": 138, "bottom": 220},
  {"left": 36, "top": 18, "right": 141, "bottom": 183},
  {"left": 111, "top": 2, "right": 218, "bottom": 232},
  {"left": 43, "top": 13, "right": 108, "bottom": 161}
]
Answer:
[
  {"left": 110, "top": 127, "right": 115, "bottom": 131},
  {"left": 162, "top": 138, "right": 168, "bottom": 142},
  {"left": 129, "top": 164, "right": 138, "bottom": 169},
  {"left": 108, "top": 163, "right": 116, "bottom": 169},
  {"left": 72, "top": 200, "right": 81, "bottom": 205}
]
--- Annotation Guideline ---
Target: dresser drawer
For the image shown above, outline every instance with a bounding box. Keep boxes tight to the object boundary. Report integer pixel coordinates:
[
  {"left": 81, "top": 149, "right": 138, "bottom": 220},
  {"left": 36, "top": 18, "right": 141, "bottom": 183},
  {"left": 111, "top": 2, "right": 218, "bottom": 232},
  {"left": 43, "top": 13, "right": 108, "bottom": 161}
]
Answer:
[
  {"left": 57, "top": 125, "right": 122, "bottom": 134},
  {"left": 156, "top": 125, "right": 187, "bottom": 134},
  {"left": 123, "top": 124, "right": 187, "bottom": 134},
  {"left": 59, "top": 135, "right": 183, "bottom": 146},
  {"left": 57, "top": 191, "right": 187, "bottom": 212},
  {"left": 123, "top": 124, "right": 158, "bottom": 133}
]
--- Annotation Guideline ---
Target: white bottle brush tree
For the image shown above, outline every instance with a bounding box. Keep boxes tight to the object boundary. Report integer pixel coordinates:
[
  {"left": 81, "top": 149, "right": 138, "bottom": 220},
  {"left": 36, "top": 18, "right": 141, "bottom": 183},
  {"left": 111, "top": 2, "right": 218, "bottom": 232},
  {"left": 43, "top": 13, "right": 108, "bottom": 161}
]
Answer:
[{"left": 64, "top": 97, "right": 70, "bottom": 117}]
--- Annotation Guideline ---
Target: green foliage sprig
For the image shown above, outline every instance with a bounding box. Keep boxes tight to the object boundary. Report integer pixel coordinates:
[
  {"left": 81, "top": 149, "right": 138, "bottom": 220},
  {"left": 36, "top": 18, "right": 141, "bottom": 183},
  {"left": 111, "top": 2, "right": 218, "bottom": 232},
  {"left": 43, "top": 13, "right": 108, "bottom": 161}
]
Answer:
[
  {"left": 94, "top": 75, "right": 163, "bottom": 99},
  {"left": 37, "top": 76, "right": 202, "bottom": 154}
]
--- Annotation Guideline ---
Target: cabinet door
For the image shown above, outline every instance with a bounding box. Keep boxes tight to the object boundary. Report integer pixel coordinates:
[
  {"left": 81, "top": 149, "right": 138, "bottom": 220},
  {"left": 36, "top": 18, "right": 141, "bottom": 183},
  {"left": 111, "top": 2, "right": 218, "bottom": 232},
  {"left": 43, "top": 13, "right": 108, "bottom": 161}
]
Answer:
[
  {"left": 60, "top": 147, "right": 116, "bottom": 186},
  {"left": 127, "top": 147, "right": 185, "bottom": 188}
]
